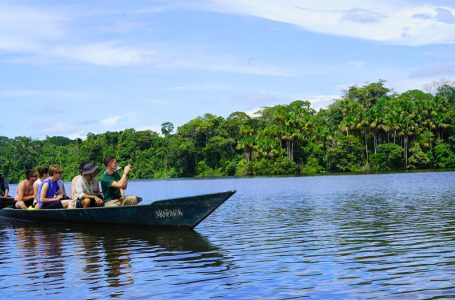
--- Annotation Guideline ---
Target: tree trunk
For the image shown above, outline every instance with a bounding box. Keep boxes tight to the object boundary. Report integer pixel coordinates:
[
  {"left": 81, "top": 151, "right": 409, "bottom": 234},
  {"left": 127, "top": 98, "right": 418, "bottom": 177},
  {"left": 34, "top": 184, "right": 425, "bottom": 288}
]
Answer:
[
  {"left": 372, "top": 130, "right": 377, "bottom": 154},
  {"left": 245, "top": 146, "right": 252, "bottom": 163},
  {"left": 404, "top": 135, "right": 408, "bottom": 168},
  {"left": 286, "top": 139, "right": 294, "bottom": 161}
]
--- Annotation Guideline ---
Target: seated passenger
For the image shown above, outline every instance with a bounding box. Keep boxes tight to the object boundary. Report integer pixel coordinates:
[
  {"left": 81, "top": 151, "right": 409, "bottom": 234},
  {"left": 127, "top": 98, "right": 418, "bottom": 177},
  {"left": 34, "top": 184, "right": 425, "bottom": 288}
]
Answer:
[
  {"left": 70, "top": 162, "right": 87, "bottom": 200},
  {"left": 0, "top": 173, "right": 9, "bottom": 197},
  {"left": 38, "top": 165, "right": 71, "bottom": 209},
  {"left": 74, "top": 163, "right": 104, "bottom": 208},
  {"left": 15, "top": 170, "right": 38, "bottom": 209},
  {"left": 33, "top": 166, "right": 48, "bottom": 207},
  {"left": 100, "top": 155, "right": 142, "bottom": 207}
]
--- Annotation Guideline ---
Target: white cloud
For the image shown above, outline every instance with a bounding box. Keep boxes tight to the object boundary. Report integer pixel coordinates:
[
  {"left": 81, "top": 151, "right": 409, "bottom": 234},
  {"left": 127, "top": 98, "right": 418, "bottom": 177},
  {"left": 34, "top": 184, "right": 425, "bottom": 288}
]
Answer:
[
  {"left": 100, "top": 113, "right": 135, "bottom": 127},
  {"left": 0, "top": 3, "right": 292, "bottom": 75},
  {"left": 1, "top": 1, "right": 454, "bottom": 75},
  {"left": 0, "top": 89, "right": 78, "bottom": 99},
  {"left": 135, "top": 125, "right": 162, "bottom": 134},
  {"left": 163, "top": 82, "right": 233, "bottom": 92},
  {"left": 391, "top": 78, "right": 440, "bottom": 92},
  {"left": 36, "top": 113, "right": 139, "bottom": 139},
  {"left": 0, "top": 3, "right": 65, "bottom": 53},
  {"left": 40, "top": 122, "right": 77, "bottom": 135},
  {"left": 200, "top": 1, "right": 455, "bottom": 45},
  {"left": 413, "top": 12, "right": 432, "bottom": 20},
  {"left": 101, "top": 115, "right": 123, "bottom": 127},
  {"left": 245, "top": 107, "right": 261, "bottom": 117},
  {"left": 305, "top": 94, "right": 341, "bottom": 110},
  {"left": 66, "top": 131, "right": 87, "bottom": 140},
  {"left": 341, "top": 8, "right": 386, "bottom": 24},
  {"left": 349, "top": 61, "right": 366, "bottom": 68},
  {"left": 52, "top": 42, "right": 157, "bottom": 67}
]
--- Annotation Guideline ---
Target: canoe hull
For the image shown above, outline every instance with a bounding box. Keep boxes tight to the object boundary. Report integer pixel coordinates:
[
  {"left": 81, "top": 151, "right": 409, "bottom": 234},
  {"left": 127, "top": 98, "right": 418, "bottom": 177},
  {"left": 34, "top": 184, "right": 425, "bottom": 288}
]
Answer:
[
  {"left": 0, "top": 196, "right": 14, "bottom": 209},
  {"left": 0, "top": 191, "right": 235, "bottom": 229}
]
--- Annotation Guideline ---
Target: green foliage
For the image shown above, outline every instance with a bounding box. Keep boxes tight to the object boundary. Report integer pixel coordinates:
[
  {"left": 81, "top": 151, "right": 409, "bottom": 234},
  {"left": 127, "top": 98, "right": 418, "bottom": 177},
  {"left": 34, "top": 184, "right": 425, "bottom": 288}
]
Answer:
[
  {"left": 252, "top": 159, "right": 273, "bottom": 176},
  {"left": 433, "top": 139, "right": 455, "bottom": 168},
  {"left": 45, "top": 136, "right": 74, "bottom": 146},
  {"left": 436, "top": 84, "right": 455, "bottom": 106},
  {"left": 327, "top": 134, "right": 365, "bottom": 171},
  {"left": 370, "top": 143, "right": 404, "bottom": 170},
  {"left": 346, "top": 80, "right": 389, "bottom": 108},
  {"left": 196, "top": 161, "right": 223, "bottom": 177},
  {"left": 300, "top": 154, "right": 324, "bottom": 174},
  {"left": 408, "top": 143, "right": 432, "bottom": 169},
  {"left": 272, "top": 157, "right": 298, "bottom": 175},
  {"left": 252, "top": 157, "right": 297, "bottom": 176},
  {"left": 161, "top": 122, "right": 174, "bottom": 136},
  {"left": 235, "top": 159, "right": 252, "bottom": 176},
  {"left": 0, "top": 80, "right": 454, "bottom": 182}
]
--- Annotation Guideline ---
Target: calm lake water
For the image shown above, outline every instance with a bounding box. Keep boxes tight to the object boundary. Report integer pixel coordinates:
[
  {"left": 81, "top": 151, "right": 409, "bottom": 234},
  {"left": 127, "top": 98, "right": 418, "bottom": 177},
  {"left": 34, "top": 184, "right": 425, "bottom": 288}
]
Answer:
[{"left": 1, "top": 172, "right": 455, "bottom": 299}]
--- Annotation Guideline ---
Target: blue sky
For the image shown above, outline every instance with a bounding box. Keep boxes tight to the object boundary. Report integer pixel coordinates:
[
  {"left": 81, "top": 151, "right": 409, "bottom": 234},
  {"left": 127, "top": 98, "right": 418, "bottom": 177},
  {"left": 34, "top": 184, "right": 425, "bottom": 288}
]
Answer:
[{"left": 1, "top": 0, "right": 454, "bottom": 139}]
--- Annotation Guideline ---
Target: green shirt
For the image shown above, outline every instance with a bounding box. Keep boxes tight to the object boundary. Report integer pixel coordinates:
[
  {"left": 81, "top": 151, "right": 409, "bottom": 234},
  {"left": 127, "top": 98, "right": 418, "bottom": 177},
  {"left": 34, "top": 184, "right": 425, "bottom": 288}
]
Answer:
[{"left": 100, "top": 171, "right": 121, "bottom": 202}]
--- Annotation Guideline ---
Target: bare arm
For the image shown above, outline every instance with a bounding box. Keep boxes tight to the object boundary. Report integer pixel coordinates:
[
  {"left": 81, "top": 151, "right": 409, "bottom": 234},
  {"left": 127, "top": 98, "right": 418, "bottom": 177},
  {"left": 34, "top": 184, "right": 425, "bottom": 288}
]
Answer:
[
  {"left": 110, "top": 174, "right": 128, "bottom": 189},
  {"left": 110, "top": 164, "right": 131, "bottom": 190},
  {"left": 40, "top": 183, "right": 63, "bottom": 203},
  {"left": 33, "top": 182, "right": 39, "bottom": 200}
]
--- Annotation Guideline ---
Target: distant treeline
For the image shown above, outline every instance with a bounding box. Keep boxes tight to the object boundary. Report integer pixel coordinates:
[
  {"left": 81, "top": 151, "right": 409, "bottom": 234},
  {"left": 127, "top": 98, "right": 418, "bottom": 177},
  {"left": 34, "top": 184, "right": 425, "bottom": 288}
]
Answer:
[{"left": 1, "top": 80, "right": 454, "bottom": 183}]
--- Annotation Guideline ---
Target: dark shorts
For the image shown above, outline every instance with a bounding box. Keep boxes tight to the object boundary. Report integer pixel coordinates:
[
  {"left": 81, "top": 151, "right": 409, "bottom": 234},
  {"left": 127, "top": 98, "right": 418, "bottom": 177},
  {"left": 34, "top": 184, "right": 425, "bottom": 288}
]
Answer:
[
  {"left": 76, "top": 198, "right": 97, "bottom": 208},
  {"left": 15, "top": 199, "right": 34, "bottom": 209},
  {"left": 41, "top": 200, "right": 63, "bottom": 209}
]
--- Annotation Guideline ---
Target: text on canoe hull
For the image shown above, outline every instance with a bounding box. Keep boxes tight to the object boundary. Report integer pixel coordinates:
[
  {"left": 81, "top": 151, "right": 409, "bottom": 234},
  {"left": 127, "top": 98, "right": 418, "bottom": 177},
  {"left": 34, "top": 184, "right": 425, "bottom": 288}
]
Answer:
[{"left": 155, "top": 208, "right": 183, "bottom": 219}]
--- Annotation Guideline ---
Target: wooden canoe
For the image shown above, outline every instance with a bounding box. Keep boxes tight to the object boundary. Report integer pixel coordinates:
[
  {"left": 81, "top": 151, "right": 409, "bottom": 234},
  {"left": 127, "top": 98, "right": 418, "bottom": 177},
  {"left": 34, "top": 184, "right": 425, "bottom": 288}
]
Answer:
[{"left": 0, "top": 190, "right": 236, "bottom": 229}]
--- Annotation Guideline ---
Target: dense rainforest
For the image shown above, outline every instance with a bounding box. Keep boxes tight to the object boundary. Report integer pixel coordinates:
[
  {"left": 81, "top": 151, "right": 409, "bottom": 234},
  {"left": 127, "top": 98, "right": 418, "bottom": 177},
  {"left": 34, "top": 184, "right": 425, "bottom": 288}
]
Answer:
[{"left": 1, "top": 81, "right": 454, "bottom": 183}]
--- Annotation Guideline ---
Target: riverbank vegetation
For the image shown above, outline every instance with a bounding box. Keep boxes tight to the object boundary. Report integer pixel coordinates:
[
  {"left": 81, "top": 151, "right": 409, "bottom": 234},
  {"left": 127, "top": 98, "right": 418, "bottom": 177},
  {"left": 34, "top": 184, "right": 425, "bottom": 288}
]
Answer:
[{"left": 1, "top": 80, "right": 454, "bottom": 183}]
